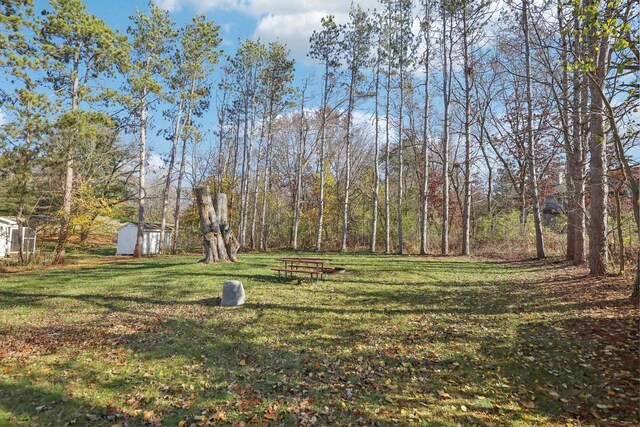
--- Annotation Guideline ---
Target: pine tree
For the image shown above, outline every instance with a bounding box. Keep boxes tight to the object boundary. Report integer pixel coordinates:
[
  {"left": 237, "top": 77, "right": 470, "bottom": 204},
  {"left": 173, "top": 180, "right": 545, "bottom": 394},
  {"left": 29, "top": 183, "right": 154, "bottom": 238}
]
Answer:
[
  {"left": 126, "top": 3, "right": 176, "bottom": 258},
  {"left": 0, "top": 0, "right": 50, "bottom": 264},
  {"left": 39, "top": 0, "right": 128, "bottom": 264}
]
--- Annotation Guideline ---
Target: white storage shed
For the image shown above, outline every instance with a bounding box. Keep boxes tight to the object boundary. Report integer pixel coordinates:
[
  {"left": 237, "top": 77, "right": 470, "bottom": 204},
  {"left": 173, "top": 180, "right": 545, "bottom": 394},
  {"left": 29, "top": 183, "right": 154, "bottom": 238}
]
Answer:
[
  {"left": 116, "top": 222, "right": 172, "bottom": 255},
  {"left": 0, "top": 216, "right": 37, "bottom": 258}
]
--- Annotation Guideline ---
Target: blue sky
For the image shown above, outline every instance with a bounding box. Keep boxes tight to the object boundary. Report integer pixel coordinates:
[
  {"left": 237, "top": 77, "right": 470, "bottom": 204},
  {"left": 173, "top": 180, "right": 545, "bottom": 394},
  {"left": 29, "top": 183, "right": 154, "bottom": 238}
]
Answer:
[{"left": 76, "top": 0, "right": 375, "bottom": 81}]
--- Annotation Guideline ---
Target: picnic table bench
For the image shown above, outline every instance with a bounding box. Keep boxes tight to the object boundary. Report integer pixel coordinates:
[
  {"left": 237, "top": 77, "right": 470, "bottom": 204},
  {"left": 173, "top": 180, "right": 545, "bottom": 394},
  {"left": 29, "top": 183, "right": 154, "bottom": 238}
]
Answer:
[{"left": 272, "top": 257, "right": 332, "bottom": 281}]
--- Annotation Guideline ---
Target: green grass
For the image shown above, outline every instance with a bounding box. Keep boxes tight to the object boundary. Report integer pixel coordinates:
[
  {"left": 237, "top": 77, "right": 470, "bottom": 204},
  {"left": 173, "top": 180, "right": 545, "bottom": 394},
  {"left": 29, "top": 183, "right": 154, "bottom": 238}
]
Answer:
[{"left": 0, "top": 252, "right": 637, "bottom": 426}]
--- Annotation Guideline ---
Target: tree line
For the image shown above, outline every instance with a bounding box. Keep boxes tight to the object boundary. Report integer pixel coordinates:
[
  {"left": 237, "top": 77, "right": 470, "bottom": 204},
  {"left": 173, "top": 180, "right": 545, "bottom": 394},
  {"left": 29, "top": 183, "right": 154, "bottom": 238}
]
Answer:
[{"left": 0, "top": 0, "right": 638, "bottom": 295}]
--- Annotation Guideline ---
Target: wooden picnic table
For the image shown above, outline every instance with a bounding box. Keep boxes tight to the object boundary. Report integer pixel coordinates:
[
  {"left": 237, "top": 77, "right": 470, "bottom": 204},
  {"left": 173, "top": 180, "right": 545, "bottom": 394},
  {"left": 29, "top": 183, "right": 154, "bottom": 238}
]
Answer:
[{"left": 272, "top": 257, "right": 332, "bottom": 281}]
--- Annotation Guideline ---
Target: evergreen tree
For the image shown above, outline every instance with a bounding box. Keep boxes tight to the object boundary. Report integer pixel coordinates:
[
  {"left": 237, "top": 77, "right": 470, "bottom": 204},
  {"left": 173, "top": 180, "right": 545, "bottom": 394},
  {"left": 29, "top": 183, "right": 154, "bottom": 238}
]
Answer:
[{"left": 39, "top": 0, "right": 128, "bottom": 264}]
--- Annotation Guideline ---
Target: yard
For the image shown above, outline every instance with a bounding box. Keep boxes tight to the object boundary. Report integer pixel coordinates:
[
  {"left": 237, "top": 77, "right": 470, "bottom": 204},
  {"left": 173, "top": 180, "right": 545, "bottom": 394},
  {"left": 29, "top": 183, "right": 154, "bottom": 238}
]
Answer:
[{"left": 0, "top": 253, "right": 637, "bottom": 426}]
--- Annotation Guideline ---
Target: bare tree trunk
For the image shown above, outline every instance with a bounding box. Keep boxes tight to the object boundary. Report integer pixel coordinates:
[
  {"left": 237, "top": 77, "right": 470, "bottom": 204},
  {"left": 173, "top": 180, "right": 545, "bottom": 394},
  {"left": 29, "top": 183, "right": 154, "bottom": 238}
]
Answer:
[
  {"left": 172, "top": 131, "right": 189, "bottom": 254},
  {"left": 340, "top": 71, "right": 356, "bottom": 252},
  {"left": 238, "top": 92, "right": 256, "bottom": 249},
  {"left": 558, "top": 3, "right": 575, "bottom": 261},
  {"left": 133, "top": 89, "right": 147, "bottom": 258},
  {"left": 568, "top": 67, "right": 587, "bottom": 264},
  {"left": 195, "top": 187, "right": 239, "bottom": 263},
  {"left": 565, "top": 151, "right": 576, "bottom": 259},
  {"left": 250, "top": 121, "right": 265, "bottom": 250},
  {"left": 384, "top": 31, "right": 392, "bottom": 255},
  {"left": 633, "top": 176, "right": 640, "bottom": 301},
  {"left": 292, "top": 87, "right": 307, "bottom": 250},
  {"left": 397, "top": 11, "right": 405, "bottom": 256},
  {"left": 260, "top": 106, "right": 274, "bottom": 252},
  {"left": 587, "top": 23, "right": 610, "bottom": 276},
  {"left": 478, "top": 136, "right": 492, "bottom": 217},
  {"left": 461, "top": 5, "right": 472, "bottom": 256},
  {"left": 53, "top": 53, "right": 80, "bottom": 265},
  {"left": 160, "top": 95, "right": 187, "bottom": 254},
  {"left": 54, "top": 157, "right": 74, "bottom": 264},
  {"left": 441, "top": 12, "right": 451, "bottom": 256},
  {"left": 16, "top": 199, "right": 25, "bottom": 265},
  {"left": 614, "top": 179, "right": 625, "bottom": 274},
  {"left": 238, "top": 116, "right": 248, "bottom": 247},
  {"left": 16, "top": 129, "right": 30, "bottom": 265},
  {"left": 419, "top": 10, "right": 431, "bottom": 255},
  {"left": 523, "top": 0, "right": 545, "bottom": 259},
  {"left": 519, "top": 178, "right": 527, "bottom": 227},
  {"left": 371, "top": 46, "right": 381, "bottom": 253},
  {"left": 315, "top": 63, "right": 330, "bottom": 252},
  {"left": 572, "top": 149, "right": 587, "bottom": 263},
  {"left": 229, "top": 114, "right": 241, "bottom": 211},
  {"left": 216, "top": 78, "right": 230, "bottom": 192}
]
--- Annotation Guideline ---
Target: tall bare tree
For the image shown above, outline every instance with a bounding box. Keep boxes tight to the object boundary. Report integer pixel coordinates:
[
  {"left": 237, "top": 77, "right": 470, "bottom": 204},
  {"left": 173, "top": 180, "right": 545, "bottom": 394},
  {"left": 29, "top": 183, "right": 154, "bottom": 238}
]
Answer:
[
  {"left": 309, "top": 16, "right": 341, "bottom": 252},
  {"left": 339, "top": 4, "right": 372, "bottom": 252}
]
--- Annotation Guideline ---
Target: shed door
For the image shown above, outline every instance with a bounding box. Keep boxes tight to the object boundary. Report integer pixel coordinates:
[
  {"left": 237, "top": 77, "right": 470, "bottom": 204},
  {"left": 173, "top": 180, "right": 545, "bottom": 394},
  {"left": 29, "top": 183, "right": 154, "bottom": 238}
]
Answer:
[{"left": 9, "top": 227, "right": 36, "bottom": 253}]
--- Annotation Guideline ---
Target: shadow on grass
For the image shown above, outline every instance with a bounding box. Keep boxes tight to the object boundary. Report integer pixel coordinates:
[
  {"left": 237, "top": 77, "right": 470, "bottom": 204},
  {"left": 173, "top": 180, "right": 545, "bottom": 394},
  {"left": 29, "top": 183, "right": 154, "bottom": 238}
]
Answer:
[
  {"left": 453, "top": 314, "right": 640, "bottom": 424},
  {"left": 0, "top": 315, "right": 453, "bottom": 426},
  {"left": 0, "top": 380, "right": 152, "bottom": 426}
]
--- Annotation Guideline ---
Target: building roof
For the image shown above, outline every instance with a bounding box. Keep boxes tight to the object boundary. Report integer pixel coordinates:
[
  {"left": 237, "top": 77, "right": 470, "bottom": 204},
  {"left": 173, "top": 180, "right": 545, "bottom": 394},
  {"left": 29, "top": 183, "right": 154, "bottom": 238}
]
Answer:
[
  {"left": 0, "top": 216, "right": 18, "bottom": 226},
  {"left": 119, "top": 222, "right": 173, "bottom": 231}
]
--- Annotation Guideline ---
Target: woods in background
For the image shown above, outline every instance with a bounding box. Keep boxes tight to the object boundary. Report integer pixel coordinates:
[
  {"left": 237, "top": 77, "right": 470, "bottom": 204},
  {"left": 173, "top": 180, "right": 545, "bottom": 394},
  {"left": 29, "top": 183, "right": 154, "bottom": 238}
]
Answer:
[{"left": 0, "top": 0, "right": 638, "bottom": 293}]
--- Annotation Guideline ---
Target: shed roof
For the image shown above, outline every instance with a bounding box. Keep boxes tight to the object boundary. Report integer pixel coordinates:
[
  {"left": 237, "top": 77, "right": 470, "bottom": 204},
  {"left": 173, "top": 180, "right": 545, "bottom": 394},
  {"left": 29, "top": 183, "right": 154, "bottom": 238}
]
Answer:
[
  {"left": 119, "top": 222, "right": 173, "bottom": 231},
  {"left": 0, "top": 216, "right": 18, "bottom": 226}
]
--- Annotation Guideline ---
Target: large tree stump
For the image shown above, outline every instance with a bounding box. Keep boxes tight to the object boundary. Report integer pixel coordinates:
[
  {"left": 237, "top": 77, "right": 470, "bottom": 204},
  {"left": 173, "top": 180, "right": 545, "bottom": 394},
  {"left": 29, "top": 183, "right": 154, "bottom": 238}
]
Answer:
[{"left": 195, "top": 187, "right": 239, "bottom": 263}]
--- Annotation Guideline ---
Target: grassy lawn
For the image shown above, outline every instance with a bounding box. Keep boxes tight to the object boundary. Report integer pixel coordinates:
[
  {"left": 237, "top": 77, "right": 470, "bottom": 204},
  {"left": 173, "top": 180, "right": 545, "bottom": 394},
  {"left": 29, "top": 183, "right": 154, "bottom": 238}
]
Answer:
[{"left": 0, "top": 253, "right": 637, "bottom": 426}]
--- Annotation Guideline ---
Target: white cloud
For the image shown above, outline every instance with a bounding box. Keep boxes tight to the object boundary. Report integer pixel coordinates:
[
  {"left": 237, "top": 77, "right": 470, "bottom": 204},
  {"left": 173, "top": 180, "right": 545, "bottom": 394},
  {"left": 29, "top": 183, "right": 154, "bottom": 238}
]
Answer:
[
  {"left": 154, "top": 0, "right": 236, "bottom": 12},
  {"left": 0, "top": 109, "right": 5, "bottom": 126},
  {"left": 154, "top": 0, "right": 380, "bottom": 61},
  {"left": 254, "top": 11, "right": 348, "bottom": 62},
  {"left": 156, "top": 0, "right": 378, "bottom": 15},
  {"left": 241, "top": 0, "right": 378, "bottom": 16}
]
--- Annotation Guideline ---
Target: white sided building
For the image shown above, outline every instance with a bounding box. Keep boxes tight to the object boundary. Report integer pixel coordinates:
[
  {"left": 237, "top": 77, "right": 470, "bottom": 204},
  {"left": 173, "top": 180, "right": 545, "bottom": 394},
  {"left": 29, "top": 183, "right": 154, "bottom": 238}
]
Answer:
[
  {"left": 0, "top": 216, "right": 37, "bottom": 258},
  {"left": 116, "top": 222, "right": 172, "bottom": 256}
]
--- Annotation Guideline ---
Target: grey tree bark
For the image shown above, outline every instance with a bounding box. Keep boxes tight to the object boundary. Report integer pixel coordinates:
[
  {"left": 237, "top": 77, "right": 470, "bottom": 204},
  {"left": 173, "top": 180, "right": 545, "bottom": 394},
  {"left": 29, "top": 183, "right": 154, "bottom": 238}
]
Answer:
[
  {"left": 292, "top": 84, "right": 308, "bottom": 250},
  {"left": 159, "top": 94, "right": 187, "bottom": 254},
  {"left": 260, "top": 107, "right": 274, "bottom": 252},
  {"left": 53, "top": 50, "right": 80, "bottom": 264},
  {"left": 172, "top": 123, "right": 190, "bottom": 254},
  {"left": 461, "top": 4, "right": 472, "bottom": 256},
  {"left": 315, "top": 61, "right": 330, "bottom": 252},
  {"left": 340, "top": 67, "right": 356, "bottom": 252},
  {"left": 250, "top": 121, "right": 265, "bottom": 249},
  {"left": 523, "top": 0, "right": 545, "bottom": 259},
  {"left": 133, "top": 68, "right": 149, "bottom": 259},
  {"left": 195, "top": 188, "right": 239, "bottom": 263},
  {"left": 419, "top": 0, "right": 432, "bottom": 256},
  {"left": 396, "top": 2, "right": 406, "bottom": 256},
  {"left": 370, "top": 38, "right": 381, "bottom": 253},
  {"left": 587, "top": 15, "right": 610, "bottom": 276},
  {"left": 384, "top": 3, "right": 393, "bottom": 255},
  {"left": 440, "top": 11, "right": 451, "bottom": 256}
]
